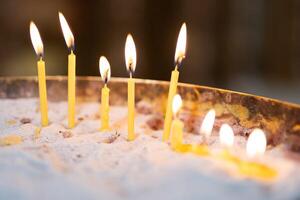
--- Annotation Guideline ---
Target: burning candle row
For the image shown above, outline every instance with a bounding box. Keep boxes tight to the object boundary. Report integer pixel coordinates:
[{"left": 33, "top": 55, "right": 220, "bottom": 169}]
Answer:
[
  {"left": 170, "top": 94, "right": 277, "bottom": 180},
  {"left": 29, "top": 13, "right": 277, "bottom": 181},
  {"left": 29, "top": 13, "right": 186, "bottom": 142}
]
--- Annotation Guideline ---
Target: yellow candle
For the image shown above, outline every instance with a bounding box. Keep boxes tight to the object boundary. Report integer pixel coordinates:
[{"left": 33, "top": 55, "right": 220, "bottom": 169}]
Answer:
[
  {"left": 68, "top": 51, "right": 76, "bottom": 128},
  {"left": 37, "top": 58, "right": 49, "bottom": 126},
  {"left": 171, "top": 119, "right": 183, "bottom": 150},
  {"left": 125, "top": 34, "right": 137, "bottom": 141},
  {"left": 163, "top": 23, "right": 187, "bottom": 141},
  {"left": 99, "top": 56, "right": 111, "bottom": 131},
  {"left": 101, "top": 85, "right": 110, "bottom": 130},
  {"left": 59, "top": 12, "right": 76, "bottom": 128},
  {"left": 30, "top": 22, "right": 49, "bottom": 127},
  {"left": 217, "top": 123, "right": 238, "bottom": 162},
  {"left": 241, "top": 128, "right": 277, "bottom": 180},
  {"left": 163, "top": 68, "right": 179, "bottom": 141},
  {"left": 238, "top": 160, "right": 277, "bottom": 180},
  {"left": 128, "top": 78, "right": 135, "bottom": 140},
  {"left": 170, "top": 94, "right": 183, "bottom": 150}
]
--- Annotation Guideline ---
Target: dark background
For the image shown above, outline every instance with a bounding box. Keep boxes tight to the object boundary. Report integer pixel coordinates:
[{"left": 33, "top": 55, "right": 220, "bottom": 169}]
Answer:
[{"left": 1, "top": 0, "right": 300, "bottom": 103}]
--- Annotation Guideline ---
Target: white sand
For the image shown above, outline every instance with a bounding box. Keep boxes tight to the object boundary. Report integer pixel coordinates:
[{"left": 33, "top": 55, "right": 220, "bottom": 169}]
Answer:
[{"left": 0, "top": 98, "right": 300, "bottom": 200}]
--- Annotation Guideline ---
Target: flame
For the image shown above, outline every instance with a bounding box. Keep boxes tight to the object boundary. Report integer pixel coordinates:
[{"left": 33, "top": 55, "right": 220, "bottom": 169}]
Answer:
[
  {"left": 174, "top": 23, "right": 187, "bottom": 65},
  {"left": 99, "top": 56, "right": 111, "bottom": 83},
  {"left": 199, "top": 109, "right": 215, "bottom": 139},
  {"left": 219, "top": 124, "right": 234, "bottom": 148},
  {"left": 172, "top": 94, "right": 182, "bottom": 115},
  {"left": 59, "top": 12, "right": 75, "bottom": 50},
  {"left": 246, "top": 129, "right": 267, "bottom": 158},
  {"left": 125, "top": 34, "right": 137, "bottom": 75},
  {"left": 29, "top": 22, "right": 43, "bottom": 57}
]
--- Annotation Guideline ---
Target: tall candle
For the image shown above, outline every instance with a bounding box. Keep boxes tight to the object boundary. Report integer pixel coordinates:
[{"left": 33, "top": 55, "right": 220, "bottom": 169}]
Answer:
[
  {"left": 163, "top": 23, "right": 187, "bottom": 141},
  {"left": 30, "top": 22, "right": 49, "bottom": 126},
  {"left": 59, "top": 12, "right": 76, "bottom": 128},
  {"left": 99, "top": 56, "right": 111, "bottom": 130},
  {"left": 125, "top": 34, "right": 137, "bottom": 141}
]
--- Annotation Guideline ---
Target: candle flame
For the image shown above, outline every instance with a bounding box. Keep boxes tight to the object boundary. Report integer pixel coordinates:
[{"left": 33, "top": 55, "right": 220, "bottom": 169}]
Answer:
[
  {"left": 174, "top": 23, "right": 187, "bottom": 66},
  {"left": 125, "top": 34, "right": 137, "bottom": 75},
  {"left": 219, "top": 124, "right": 234, "bottom": 148},
  {"left": 199, "top": 109, "right": 215, "bottom": 139},
  {"left": 172, "top": 94, "right": 182, "bottom": 115},
  {"left": 246, "top": 129, "right": 267, "bottom": 158},
  {"left": 59, "top": 12, "right": 75, "bottom": 50},
  {"left": 29, "top": 22, "right": 44, "bottom": 58},
  {"left": 99, "top": 56, "right": 111, "bottom": 84}
]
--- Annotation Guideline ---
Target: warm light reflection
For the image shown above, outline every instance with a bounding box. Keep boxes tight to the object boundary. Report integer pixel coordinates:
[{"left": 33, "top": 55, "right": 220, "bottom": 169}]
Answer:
[
  {"left": 99, "top": 56, "right": 111, "bottom": 83},
  {"left": 59, "top": 12, "right": 75, "bottom": 50},
  {"left": 199, "top": 109, "right": 215, "bottom": 139},
  {"left": 174, "top": 23, "right": 187, "bottom": 65},
  {"left": 246, "top": 129, "right": 267, "bottom": 158},
  {"left": 125, "top": 34, "right": 137, "bottom": 75},
  {"left": 29, "top": 22, "right": 43, "bottom": 57},
  {"left": 172, "top": 94, "right": 182, "bottom": 116},
  {"left": 219, "top": 124, "right": 234, "bottom": 148}
]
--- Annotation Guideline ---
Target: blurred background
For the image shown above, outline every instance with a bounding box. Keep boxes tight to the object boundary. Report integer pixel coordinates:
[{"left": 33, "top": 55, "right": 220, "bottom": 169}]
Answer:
[{"left": 0, "top": 0, "right": 300, "bottom": 103}]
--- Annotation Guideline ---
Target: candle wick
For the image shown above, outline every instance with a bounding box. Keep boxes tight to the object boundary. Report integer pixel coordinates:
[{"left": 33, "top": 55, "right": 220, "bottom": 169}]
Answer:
[
  {"left": 38, "top": 54, "right": 43, "bottom": 61},
  {"left": 175, "top": 56, "right": 185, "bottom": 69}
]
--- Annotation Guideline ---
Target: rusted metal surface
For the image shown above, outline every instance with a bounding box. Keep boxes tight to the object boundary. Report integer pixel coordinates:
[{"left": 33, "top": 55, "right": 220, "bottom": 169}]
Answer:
[{"left": 1, "top": 76, "right": 300, "bottom": 151}]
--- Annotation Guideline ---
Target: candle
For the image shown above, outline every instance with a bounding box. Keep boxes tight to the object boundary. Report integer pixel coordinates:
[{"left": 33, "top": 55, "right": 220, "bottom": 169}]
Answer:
[
  {"left": 199, "top": 109, "right": 216, "bottom": 143},
  {"left": 188, "top": 109, "right": 216, "bottom": 156},
  {"left": 170, "top": 94, "right": 184, "bottom": 150},
  {"left": 163, "top": 23, "right": 187, "bottom": 141},
  {"left": 59, "top": 12, "right": 76, "bottom": 128},
  {"left": 30, "top": 22, "right": 49, "bottom": 126},
  {"left": 125, "top": 34, "right": 137, "bottom": 141},
  {"left": 99, "top": 56, "right": 111, "bottom": 130},
  {"left": 238, "top": 129, "right": 277, "bottom": 180},
  {"left": 217, "top": 124, "right": 240, "bottom": 163}
]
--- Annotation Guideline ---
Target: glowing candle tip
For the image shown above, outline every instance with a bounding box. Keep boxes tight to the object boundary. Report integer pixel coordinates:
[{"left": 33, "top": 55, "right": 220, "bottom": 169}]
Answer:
[
  {"left": 59, "top": 12, "right": 75, "bottom": 51},
  {"left": 29, "top": 21, "right": 44, "bottom": 59},
  {"left": 172, "top": 94, "right": 182, "bottom": 116},
  {"left": 246, "top": 128, "right": 267, "bottom": 158},
  {"left": 219, "top": 124, "right": 234, "bottom": 148},
  {"left": 174, "top": 22, "right": 187, "bottom": 67},
  {"left": 125, "top": 34, "right": 137, "bottom": 76},
  {"left": 99, "top": 56, "right": 111, "bottom": 84},
  {"left": 199, "top": 109, "right": 215, "bottom": 139}
]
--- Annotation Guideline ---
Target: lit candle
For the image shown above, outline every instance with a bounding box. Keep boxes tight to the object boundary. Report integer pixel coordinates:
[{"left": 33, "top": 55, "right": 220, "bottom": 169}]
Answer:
[
  {"left": 125, "top": 34, "right": 137, "bottom": 141},
  {"left": 163, "top": 23, "right": 187, "bottom": 141},
  {"left": 189, "top": 109, "right": 216, "bottom": 156},
  {"left": 219, "top": 123, "right": 234, "bottom": 149},
  {"left": 217, "top": 124, "right": 240, "bottom": 163},
  {"left": 30, "top": 22, "right": 49, "bottom": 126},
  {"left": 59, "top": 12, "right": 76, "bottom": 128},
  {"left": 170, "top": 94, "right": 184, "bottom": 150},
  {"left": 199, "top": 109, "right": 216, "bottom": 143},
  {"left": 99, "top": 56, "right": 111, "bottom": 131},
  {"left": 239, "top": 129, "right": 277, "bottom": 180}
]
